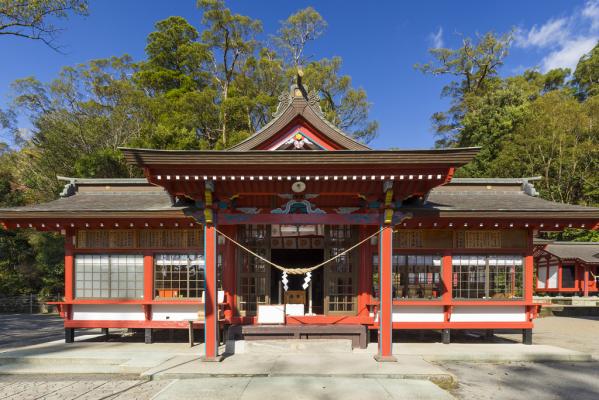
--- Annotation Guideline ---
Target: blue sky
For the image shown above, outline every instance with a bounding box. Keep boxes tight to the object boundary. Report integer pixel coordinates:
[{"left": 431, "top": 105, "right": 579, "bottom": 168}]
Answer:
[{"left": 1, "top": 0, "right": 598, "bottom": 150}]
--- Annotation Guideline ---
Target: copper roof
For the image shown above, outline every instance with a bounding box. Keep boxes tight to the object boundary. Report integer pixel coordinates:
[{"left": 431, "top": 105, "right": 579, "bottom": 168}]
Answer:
[{"left": 120, "top": 147, "right": 481, "bottom": 168}]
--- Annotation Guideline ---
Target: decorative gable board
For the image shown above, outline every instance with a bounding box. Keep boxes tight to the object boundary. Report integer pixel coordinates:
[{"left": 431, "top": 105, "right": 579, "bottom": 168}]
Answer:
[{"left": 258, "top": 120, "right": 341, "bottom": 151}]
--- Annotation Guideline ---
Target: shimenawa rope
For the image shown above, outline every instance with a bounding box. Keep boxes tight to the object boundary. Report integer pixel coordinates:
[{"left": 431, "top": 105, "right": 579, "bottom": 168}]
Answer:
[{"left": 213, "top": 226, "right": 388, "bottom": 275}]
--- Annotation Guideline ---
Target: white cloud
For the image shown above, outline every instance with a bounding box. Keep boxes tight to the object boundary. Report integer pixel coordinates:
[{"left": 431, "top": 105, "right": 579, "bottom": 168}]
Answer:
[
  {"left": 514, "top": 18, "right": 569, "bottom": 48},
  {"left": 514, "top": 2, "right": 599, "bottom": 71},
  {"left": 429, "top": 27, "right": 443, "bottom": 48},
  {"left": 541, "top": 36, "right": 598, "bottom": 71},
  {"left": 582, "top": 0, "right": 599, "bottom": 30}
]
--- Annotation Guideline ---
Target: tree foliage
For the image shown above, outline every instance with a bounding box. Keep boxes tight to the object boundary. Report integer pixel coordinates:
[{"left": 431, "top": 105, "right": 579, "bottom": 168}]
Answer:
[
  {"left": 275, "top": 6, "right": 327, "bottom": 68},
  {"left": 0, "top": 3, "right": 379, "bottom": 296},
  {"left": 0, "top": 0, "right": 88, "bottom": 51},
  {"left": 419, "top": 35, "right": 599, "bottom": 240}
]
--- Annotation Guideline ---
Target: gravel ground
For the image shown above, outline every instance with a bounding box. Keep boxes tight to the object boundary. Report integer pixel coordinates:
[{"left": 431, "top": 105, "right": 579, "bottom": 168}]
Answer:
[
  {"left": 0, "top": 314, "right": 90, "bottom": 350},
  {"left": 441, "top": 316, "right": 599, "bottom": 399},
  {"left": 0, "top": 376, "right": 172, "bottom": 400}
]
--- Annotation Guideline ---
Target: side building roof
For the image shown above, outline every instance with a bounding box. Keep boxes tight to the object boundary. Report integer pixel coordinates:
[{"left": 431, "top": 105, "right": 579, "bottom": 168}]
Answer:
[
  {"left": 541, "top": 242, "right": 599, "bottom": 265},
  {"left": 1, "top": 176, "right": 598, "bottom": 223}
]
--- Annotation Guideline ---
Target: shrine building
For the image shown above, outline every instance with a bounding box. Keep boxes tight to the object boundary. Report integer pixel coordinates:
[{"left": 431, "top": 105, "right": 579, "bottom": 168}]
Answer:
[
  {"left": 1, "top": 82, "right": 599, "bottom": 362},
  {"left": 534, "top": 241, "right": 599, "bottom": 297}
]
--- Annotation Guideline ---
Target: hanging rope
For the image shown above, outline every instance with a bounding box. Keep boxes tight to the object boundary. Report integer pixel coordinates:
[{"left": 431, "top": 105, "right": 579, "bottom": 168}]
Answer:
[{"left": 212, "top": 225, "right": 388, "bottom": 275}]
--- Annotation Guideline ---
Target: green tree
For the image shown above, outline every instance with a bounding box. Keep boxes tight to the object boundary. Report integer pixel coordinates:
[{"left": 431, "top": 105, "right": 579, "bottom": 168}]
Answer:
[
  {"left": 490, "top": 92, "right": 598, "bottom": 205},
  {"left": 302, "top": 57, "right": 378, "bottom": 143},
  {"left": 416, "top": 32, "right": 513, "bottom": 147},
  {"left": 574, "top": 41, "right": 599, "bottom": 99},
  {"left": 5, "top": 56, "right": 149, "bottom": 201},
  {"left": 198, "top": 0, "right": 262, "bottom": 147},
  {"left": 272, "top": 7, "right": 377, "bottom": 143},
  {"left": 0, "top": 0, "right": 88, "bottom": 50},
  {"left": 275, "top": 6, "right": 327, "bottom": 68}
]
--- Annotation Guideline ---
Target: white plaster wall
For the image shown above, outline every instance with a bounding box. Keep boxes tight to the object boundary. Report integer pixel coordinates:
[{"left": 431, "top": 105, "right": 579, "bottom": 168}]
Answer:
[
  {"left": 538, "top": 267, "right": 547, "bottom": 289},
  {"left": 72, "top": 304, "right": 144, "bottom": 321},
  {"left": 548, "top": 266, "right": 558, "bottom": 289},
  {"left": 451, "top": 306, "right": 526, "bottom": 322},
  {"left": 151, "top": 304, "right": 203, "bottom": 321},
  {"left": 391, "top": 306, "right": 445, "bottom": 322}
]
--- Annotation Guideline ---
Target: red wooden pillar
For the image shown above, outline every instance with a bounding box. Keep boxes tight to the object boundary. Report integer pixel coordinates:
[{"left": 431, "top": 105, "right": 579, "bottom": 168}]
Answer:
[
  {"left": 222, "top": 226, "right": 237, "bottom": 320},
  {"left": 143, "top": 253, "right": 153, "bottom": 321},
  {"left": 525, "top": 231, "right": 534, "bottom": 303},
  {"left": 64, "top": 231, "right": 74, "bottom": 302},
  {"left": 583, "top": 266, "right": 590, "bottom": 297},
  {"left": 203, "top": 224, "right": 221, "bottom": 361},
  {"left": 375, "top": 225, "right": 396, "bottom": 362},
  {"left": 358, "top": 226, "right": 373, "bottom": 317},
  {"left": 442, "top": 251, "right": 452, "bottom": 303},
  {"left": 143, "top": 253, "right": 154, "bottom": 301}
]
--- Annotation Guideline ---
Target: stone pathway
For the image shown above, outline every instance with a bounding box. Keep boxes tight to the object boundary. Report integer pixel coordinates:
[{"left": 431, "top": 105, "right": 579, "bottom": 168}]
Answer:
[
  {"left": 0, "top": 377, "right": 454, "bottom": 400},
  {"left": 0, "top": 378, "right": 170, "bottom": 400}
]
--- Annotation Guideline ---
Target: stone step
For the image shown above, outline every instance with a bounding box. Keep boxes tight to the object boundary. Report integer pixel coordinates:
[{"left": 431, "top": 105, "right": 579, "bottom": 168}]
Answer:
[{"left": 241, "top": 339, "right": 353, "bottom": 354}]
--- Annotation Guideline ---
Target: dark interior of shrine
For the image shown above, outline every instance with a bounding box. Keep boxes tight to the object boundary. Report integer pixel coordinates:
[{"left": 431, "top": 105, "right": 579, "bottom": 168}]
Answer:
[{"left": 270, "top": 249, "right": 324, "bottom": 313}]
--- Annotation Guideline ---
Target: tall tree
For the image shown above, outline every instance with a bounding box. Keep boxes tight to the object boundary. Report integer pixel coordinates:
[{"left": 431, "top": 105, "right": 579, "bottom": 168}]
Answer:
[
  {"left": 0, "top": 0, "right": 88, "bottom": 50},
  {"left": 275, "top": 6, "right": 327, "bottom": 68},
  {"left": 198, "top": 0, "right": 262, "bottom": 147},
  {"left": 573, "top": 41, "right": 599, "bottom": 99},
  {"left": 416, "top": 32, "right": 512, "bottom": 147},
  {"left": 302, "top": 57, "right": 378, "bottom": 143},
  {"left": 5, "top": 56, "right": 148, "bottom": 201}
]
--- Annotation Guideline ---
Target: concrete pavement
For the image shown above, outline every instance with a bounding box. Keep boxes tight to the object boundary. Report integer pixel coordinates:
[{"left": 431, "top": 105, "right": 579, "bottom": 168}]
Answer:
[{"left": 152, "top": 377, "right": 455, "bottom": 400}]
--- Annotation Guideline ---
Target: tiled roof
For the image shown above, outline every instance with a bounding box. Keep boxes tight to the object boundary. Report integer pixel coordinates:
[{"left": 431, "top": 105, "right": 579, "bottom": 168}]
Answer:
[{"left": 543, "top": 242, "right": 599, "bottom": 264}]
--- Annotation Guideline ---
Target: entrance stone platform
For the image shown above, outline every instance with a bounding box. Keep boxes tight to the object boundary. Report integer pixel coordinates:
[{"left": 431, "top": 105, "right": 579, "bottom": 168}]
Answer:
[
  {"left": 239, "top": 324, "right": 368, "bottom": 349},
  {"left": 0, "top": 334, "right": 592, "bottom": 382}
]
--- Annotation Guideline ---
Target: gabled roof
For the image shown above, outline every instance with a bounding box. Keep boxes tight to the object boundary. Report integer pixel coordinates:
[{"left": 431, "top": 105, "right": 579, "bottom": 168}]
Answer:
[
  {"left": 542, "top": 242, "right": 599, "bottom": 264},
  {"left": 227, "top": 85, "right": 370, "bottom": 151}
]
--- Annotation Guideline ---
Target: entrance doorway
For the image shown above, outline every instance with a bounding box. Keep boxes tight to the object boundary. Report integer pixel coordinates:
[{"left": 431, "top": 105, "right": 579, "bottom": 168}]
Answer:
[{"left": 270, "top": 249, "right": 324, "bottom": 315}]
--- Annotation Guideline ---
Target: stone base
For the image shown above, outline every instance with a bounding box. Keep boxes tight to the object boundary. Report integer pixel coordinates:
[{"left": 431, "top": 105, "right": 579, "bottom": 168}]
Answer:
[
  {"left": 374, "top": 354, "right": 397, "bottom": 362},
  {"left": 201, "top": 355, "right": 225, "bottom": 362}
]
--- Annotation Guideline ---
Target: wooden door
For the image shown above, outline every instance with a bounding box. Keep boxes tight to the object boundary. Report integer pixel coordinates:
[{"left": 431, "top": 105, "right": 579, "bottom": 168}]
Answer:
[
  {"left": 324, "top": 225, "right": 358, "bottom": 315},
  {"left": 236, "top": 225, "right": 271, "bottom": 316}
]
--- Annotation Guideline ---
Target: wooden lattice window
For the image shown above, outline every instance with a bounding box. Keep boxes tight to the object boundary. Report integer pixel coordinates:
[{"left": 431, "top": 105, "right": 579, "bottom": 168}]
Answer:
[
  {"left": 452, "top": 255, "right": 523, "bottom": 299},
  {"left": 109, "top": 230, "right": 136, "bottom": 248},
  {"left": 392, "top": 255, "right": 442, "bottom": 299},
  {"left": 74, "top": 254, "right": 144, "bottom": 299},
  {"left": 395, "top": 230, "right": 423, "bottom": 248},
  {"left": 154, "top": 254, "right": 204, "bottom": 299},
  {"left": 77, "top": 230, "right": 109, "bottom": 248},
  {"left": 324, "top": 225, "right": 357, "bottom": 314},
  {"left": 77, "top": 228, "right": 203, "bottom": 249},
  {"left": 237, "top": 225, "right": 270, "bottom": 316},
  {"left": 187, "top": 229, "right": 202, "bottom": 248},
  {"left": 465, "top": 231, "right": 501, "bottom": 248},
  {"left": 454, "top": 231, "right": 502, "bottom": 248}
]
